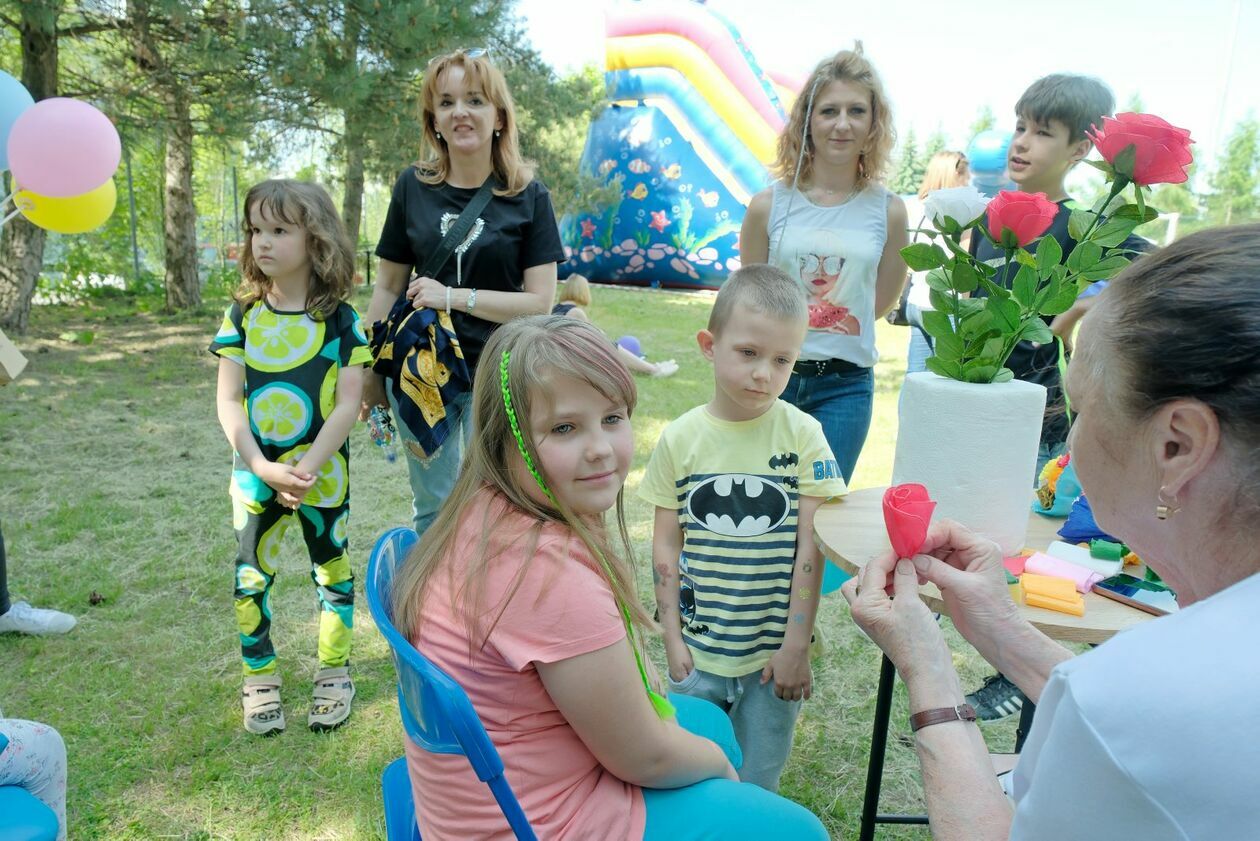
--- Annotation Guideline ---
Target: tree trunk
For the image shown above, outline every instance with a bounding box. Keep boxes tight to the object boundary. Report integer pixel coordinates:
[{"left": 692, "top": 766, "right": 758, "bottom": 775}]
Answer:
[
  {"left": 163, "top": 90, "right": 200, "bottom": 310},
  {"left": 0, "top": 2, "right": 60, "bottom": 333},
  {"left": 341, "top": 117, "right": 365, "bottom": 249}
]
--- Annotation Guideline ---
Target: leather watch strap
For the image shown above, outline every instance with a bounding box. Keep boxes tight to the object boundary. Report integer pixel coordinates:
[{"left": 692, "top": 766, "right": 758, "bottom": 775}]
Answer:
[{"left": 909, "top": 703, "right": 978, "bottom": 732}]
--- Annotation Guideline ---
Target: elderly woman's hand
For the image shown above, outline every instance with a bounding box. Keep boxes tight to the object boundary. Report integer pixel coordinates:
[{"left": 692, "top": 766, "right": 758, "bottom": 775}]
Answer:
[
  {"left": 911, "top": 520, "right": 1022, "bottom": 653},
  {"left": 842, "top": 551, "right": 951, "bottom": 680}
]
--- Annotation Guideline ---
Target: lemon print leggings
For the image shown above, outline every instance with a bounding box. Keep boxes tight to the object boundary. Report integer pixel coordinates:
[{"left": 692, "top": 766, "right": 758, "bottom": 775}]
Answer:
[{"left": 232, "top": 497, "right": 354, "bottom": 675}]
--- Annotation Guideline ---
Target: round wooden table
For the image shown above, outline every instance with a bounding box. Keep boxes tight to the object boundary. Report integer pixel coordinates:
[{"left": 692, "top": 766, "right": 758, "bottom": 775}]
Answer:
[{"left": 814, "top": 486, "right": 1157, "bottom": 840}]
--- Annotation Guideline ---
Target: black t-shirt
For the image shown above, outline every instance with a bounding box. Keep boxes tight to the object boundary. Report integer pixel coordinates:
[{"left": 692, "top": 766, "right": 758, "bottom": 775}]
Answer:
[
  {"left": 375, "top": 167, "right": 565, "bottom": 371},
  {"left": 972, "top": 198, "right": 1152, "bottom": 446}
]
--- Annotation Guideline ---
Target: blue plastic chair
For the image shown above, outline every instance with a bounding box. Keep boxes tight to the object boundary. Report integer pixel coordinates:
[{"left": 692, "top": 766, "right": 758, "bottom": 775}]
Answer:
[
  {"left": 367, "top": 527, "right": 538, "bottom": 841},
  {"left": 0, "top": 732, "right": 59, "bottom": 841}
]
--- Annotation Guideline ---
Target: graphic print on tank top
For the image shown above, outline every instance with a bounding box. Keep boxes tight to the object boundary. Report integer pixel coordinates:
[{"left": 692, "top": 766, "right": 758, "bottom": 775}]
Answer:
[{"left": 777, "top": 225, "right": 879, "bottom": 337}]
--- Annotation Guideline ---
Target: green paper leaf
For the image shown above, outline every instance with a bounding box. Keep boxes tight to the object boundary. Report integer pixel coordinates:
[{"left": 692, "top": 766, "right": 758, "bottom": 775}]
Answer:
[
  {"left": 1111, "top": 144, "right": 1137, "bottom": 180},
  {"left": 963, "top": 363, "right": 999, "bottom": 384},
  {"left": 951, "top": 261, "right": 979, "bottom": 293},
  {"left": 1068, "top": 209, "right": 1094, "bottom": 242},
  {"left": 1080, "top": 253, "right": 1131, "bottom": 281},
  {"left": 902, "top": 242, "right": 948, "bottom": 271},
  {"left": 925, "top": 356, "right": 964, "bottom": 381},
  {"left": 1066, "top": 241, "right": 1102, "bottom": 273},
  {"left": 1014, "top": 249, "right": 1037, "bottom": 268},
  {"left": 925, "top": 268, "right": 951, "bottom": 292},
  {"left": 1134, "top": 183, "right": 1147, "bottom": 217},
  {"left": 1111, "top": 203, "right": 1158, "bottom": 223},
  {"left": 928, "top": 288, "right": 955, "bottom": 313},
  {"left": 1091, "top": 216, "right": 1142, "bottom": 248},
  {"left": 933, "top": 330, "right": 965, "bottom": 361},
  {"left": 1021, "top": 319, "right": 1054, "bottom": 344},
  {"left": 1011, "top": 264, "right": 1038, "bottom": 307},
  {"left": 922, "top": 309, "right": 955, "bottom": 339},
  {"left": 1035, "top": 235, "right": 1063, "bottom": 272},
  {"left": 1042, "top": 282, "right": 1082, "bottom": 316},
  {"left": 958, "top": 310, "right": 995, "bottom": 338},
  {"left": 1084, "top": 158, "right": 1115, "bottom": 177},
  {"left": 993, "top": 368, "right": 1015, "bottom": 383},
  {"left": 980, "top": 337, "right": 1005, "bottom": 358},
  {"left": 986, "top": 296, "right": 1021, "bottom": 332},
  {"left": 977, "top": 275, "right": 1010, "bottom": 300}
]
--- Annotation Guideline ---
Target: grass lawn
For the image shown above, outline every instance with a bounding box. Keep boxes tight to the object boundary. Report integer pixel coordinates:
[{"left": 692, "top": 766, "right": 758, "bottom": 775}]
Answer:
[{"left": 1, "top": 285, "right": 1018, "bottom": 839}]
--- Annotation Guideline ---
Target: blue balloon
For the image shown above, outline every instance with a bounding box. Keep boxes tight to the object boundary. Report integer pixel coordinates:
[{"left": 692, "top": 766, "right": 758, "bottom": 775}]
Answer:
[
  {"left": 821, "top": 559, "right": 851, "bottom": 595},
  {"left": 967, "top": 129, "right": 1013, "bottom": 177},
  {"left": 0, "top": 70, "right": 34, "bottom": 172}
]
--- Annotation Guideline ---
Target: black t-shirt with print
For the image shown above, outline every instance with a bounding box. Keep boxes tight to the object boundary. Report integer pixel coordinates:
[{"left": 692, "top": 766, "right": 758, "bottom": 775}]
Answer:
[
  {"left": 375, "top": 166, "right": 565, "bottom": 371},
  {"left": 971, "top": 198, "right": 1152, "bottom": 446}
]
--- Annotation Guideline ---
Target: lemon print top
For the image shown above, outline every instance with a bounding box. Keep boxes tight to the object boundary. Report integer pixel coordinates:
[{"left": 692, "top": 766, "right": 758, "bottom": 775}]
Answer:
[{"left": 209, "top": 299, "right": 373, "bottom": 508}]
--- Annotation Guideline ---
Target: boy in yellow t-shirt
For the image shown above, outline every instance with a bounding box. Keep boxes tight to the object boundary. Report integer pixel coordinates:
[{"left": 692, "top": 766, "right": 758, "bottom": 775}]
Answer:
[{"left": 639, "top": 265, "right": 848, "bottom": 791}]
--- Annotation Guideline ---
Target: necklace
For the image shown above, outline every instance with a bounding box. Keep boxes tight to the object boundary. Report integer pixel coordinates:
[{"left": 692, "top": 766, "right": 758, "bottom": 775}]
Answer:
[{"left": 809, "top": 182, "right": 857, "bottom": 205}]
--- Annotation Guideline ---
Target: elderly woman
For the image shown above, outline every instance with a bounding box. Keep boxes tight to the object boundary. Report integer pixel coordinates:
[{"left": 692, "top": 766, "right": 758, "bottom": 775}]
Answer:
[{"left": 843, "top": 225, "right": 1260, "bottom": 839}]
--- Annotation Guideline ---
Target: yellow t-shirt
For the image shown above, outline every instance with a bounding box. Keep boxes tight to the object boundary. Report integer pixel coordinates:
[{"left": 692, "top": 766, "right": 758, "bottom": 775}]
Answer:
[{"left": 638, "top": 400, "right": 848, "bottom": 677}]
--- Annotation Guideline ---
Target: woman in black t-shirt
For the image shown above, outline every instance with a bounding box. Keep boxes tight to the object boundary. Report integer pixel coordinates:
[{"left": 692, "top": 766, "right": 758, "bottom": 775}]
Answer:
[{"left": 363, "top": 49, "right": 564, "bottom": 536}]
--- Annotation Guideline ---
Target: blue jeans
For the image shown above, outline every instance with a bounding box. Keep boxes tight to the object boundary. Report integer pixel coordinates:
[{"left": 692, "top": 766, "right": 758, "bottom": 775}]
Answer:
[
  {"left": 782, "top": 367, "right": 875, "bottom": 485},
  {"left": 387, "top": 387, "right": 472, "bottom": 537},
  {"left": 905, "top": 303, "right": 934, "bottom": 376},
  {"left": 642, "top": 694, "right": 828, "bottom": 840}
]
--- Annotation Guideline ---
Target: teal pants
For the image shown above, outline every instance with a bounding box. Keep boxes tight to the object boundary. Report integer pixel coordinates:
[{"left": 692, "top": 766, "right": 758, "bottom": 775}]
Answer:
[{"left": 642, "top": 694, "right": 828, "bottom": 840}]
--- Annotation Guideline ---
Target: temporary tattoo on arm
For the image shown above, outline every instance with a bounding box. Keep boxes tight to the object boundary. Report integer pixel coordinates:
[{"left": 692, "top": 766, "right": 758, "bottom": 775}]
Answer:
[
  {"left": 797, "top": 587, "right": 813, "bottom": 600},
  {"left": 792, "top": 613, "right": 806, "bottom": 624}
]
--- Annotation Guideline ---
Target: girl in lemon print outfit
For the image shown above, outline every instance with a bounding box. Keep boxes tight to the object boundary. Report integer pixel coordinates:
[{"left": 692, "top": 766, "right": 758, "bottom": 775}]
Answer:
[{"left": 210, "top": 179, "right": 371, "bottom": 735}]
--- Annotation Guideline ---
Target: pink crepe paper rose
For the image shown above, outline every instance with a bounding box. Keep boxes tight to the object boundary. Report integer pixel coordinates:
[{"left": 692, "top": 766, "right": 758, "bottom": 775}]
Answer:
[
  {"left": 985, "top": 190, "right": 1059, "bottom": 249},
  {"left": 1087, "top": 113, "right": 1194, "bottom": 186},
  {"left": 883, "top": 483, "right": 937, "bottom": 559}
]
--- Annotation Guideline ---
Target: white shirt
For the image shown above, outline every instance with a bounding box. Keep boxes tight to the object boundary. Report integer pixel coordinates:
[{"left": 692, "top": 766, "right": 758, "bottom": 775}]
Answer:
[{"left": 1010, "top": 571, "right": 1260, "bottom": 840}]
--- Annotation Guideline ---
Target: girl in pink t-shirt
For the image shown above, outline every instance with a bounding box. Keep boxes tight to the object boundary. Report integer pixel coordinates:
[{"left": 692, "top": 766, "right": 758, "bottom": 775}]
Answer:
[{"left": 388, "top": 316, "right": 828, "bottom": 840}]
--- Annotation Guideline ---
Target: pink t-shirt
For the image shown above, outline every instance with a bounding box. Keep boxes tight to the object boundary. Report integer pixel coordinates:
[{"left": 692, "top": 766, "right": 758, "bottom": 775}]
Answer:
[{"left": 404, "top": 489, "right": 647, "bottom": 840}]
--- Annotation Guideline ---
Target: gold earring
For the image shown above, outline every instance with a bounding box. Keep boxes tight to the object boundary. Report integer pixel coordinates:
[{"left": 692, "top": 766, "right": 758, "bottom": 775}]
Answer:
[{"left": 1156, "top": 487, "right": 1179, "bottom": 520}]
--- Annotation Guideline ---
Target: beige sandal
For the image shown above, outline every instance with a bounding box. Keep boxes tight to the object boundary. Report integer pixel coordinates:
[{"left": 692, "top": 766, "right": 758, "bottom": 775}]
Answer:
[
  {"left": 308, "top": 666, "right": 355, "bottom": 732},
  {"left": 242, "top": 675, "right": 285, "bottom": 736}
]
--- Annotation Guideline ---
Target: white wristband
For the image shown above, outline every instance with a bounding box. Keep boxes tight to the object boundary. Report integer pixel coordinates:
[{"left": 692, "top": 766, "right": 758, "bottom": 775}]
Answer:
[{"left": 445, "top": 286, "right": 451, "bottom": 314}]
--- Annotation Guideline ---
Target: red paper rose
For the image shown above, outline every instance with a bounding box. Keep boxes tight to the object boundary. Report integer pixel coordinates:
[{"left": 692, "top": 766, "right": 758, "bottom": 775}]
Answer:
[
  {"left": 1088, "top": 113, "right": 1194, "bottom": 186},
  {"left": 985, "top": 190, "right": 1058, "bottom": 249},
  {"left": 882, "top": 483, "right": 937, "bottom": 559}
]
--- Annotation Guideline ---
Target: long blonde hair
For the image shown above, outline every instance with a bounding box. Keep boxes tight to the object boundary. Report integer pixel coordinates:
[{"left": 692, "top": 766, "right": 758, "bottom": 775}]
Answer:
[
  {"left": 391, "top": 315, "right": 654, "bottom": 648},
  {"left": 557, "top": 274, "right": 592, "bottom": 308},
  {"left": 770, "top": 44, "right": 895, "bottom": 189},
  {"left": 236, "top": 180, "right": 355, "bottom": 321},
  {"left": 917, "top": 151, "right": 970, "bottom": 199},
  {"left": 416, "top": 49, "right": 535, "bottom": 197}
]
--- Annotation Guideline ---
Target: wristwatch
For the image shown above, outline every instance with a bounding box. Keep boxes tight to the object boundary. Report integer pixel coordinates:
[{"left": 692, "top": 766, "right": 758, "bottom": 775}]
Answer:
[{"left": 909, "top": 703, "right": 978, "bottom": 732}]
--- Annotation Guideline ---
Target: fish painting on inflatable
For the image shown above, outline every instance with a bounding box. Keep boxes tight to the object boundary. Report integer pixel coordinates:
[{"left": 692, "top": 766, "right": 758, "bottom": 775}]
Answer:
[{"left": 560, "top": 0, "right": 802, "bottom": 289}]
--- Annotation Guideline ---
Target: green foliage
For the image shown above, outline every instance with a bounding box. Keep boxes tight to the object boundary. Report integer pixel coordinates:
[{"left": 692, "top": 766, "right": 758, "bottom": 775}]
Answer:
[
  {"left": 968, "top": 104, "right": 996, "bottom": 141},
  {"left": 1207, "top": 117, "right": 1259, "bottom": 225},
  {"left": 890, "top": 126, "right": 922, "bottom": 195}
]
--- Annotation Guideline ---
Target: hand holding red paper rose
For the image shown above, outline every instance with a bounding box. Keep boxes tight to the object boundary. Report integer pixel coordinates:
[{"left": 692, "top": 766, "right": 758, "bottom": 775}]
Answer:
[{"left": 882, "top": 483, "right": 937, "bottom": 559}]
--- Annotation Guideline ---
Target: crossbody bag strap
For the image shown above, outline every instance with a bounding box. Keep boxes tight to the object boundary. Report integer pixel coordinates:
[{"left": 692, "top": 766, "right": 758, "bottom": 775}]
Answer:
[{"left": 417, "top": 175, "right": 496, "bottom": 279}]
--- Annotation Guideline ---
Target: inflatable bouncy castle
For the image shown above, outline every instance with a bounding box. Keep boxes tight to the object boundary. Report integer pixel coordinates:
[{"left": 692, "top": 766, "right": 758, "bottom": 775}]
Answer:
[{"left": 560, "top": 1, "right": 801, "bottom": 288}]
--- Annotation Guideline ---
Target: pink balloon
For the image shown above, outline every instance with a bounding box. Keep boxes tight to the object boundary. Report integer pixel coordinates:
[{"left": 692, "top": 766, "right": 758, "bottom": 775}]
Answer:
[{"left": 7, "top": 98, "right": 121, "bottom": 197}]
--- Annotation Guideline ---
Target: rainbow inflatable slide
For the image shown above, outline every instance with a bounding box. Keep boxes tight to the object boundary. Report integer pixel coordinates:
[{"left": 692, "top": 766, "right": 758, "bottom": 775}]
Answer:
[{"left": 559, "top": 0, "right": 802, "bottom": 288}]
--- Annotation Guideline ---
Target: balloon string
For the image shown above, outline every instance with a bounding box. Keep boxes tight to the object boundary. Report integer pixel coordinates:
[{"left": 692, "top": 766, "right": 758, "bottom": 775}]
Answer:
[{"left": 0, "top": 189, "right": 14, "bottom": 209}]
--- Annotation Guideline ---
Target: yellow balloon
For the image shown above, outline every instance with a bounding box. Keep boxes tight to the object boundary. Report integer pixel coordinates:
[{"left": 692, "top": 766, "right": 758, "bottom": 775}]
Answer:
[{"left": 16, "top": 178, "right": 116, "bottom": 234}]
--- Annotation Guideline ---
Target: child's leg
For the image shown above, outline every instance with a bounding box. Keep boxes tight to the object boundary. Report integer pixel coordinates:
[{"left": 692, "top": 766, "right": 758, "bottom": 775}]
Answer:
[
  {"left": 233, "top": 498, "right": 293, "bottom": 675},
  {"left": 0, "top": 718, "right": 68, "bottom": 841},
  {"left": 295, "top": 502, "right": 354, "bottom": 669},
  {"left": 728, "top": 670, "right": 803, "bottom": 791}
]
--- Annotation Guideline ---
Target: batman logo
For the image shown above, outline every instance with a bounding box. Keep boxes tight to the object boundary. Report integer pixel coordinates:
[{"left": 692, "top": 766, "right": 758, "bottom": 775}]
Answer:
[
  {"left": 769, "top": 452, "right": 799, "bottom": 470},
  {"left": 687, "top": 474, "right": 790, "bottom": 537}
]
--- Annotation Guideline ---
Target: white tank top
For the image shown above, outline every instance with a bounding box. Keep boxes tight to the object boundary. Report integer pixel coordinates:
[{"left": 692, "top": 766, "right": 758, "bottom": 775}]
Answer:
[{"left": 767, "top": 181, "right": 890, "bottom": 367}]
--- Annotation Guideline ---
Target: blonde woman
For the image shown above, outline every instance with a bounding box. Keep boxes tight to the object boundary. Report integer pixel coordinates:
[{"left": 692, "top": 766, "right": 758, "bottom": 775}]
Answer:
[
  {"left": 553, "top": 275, "right": 678, "bottom": 377},
  {"left": 361, "top": 49, "right": 564, "bottom": 536},
  {"left": 906, "top": 151, "right": 971, "bottom": 373},
  {"left": 740, "top": 45, "right": 908, "bottom": 484}
]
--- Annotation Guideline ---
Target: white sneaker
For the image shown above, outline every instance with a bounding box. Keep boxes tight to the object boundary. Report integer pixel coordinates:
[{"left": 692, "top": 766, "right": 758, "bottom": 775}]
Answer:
[
  {"left": 0, "top": 601, "right": 76, "bottom": 635},
  {"left": 652, "top": 359, "right": 679, "bottom": 378}
]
